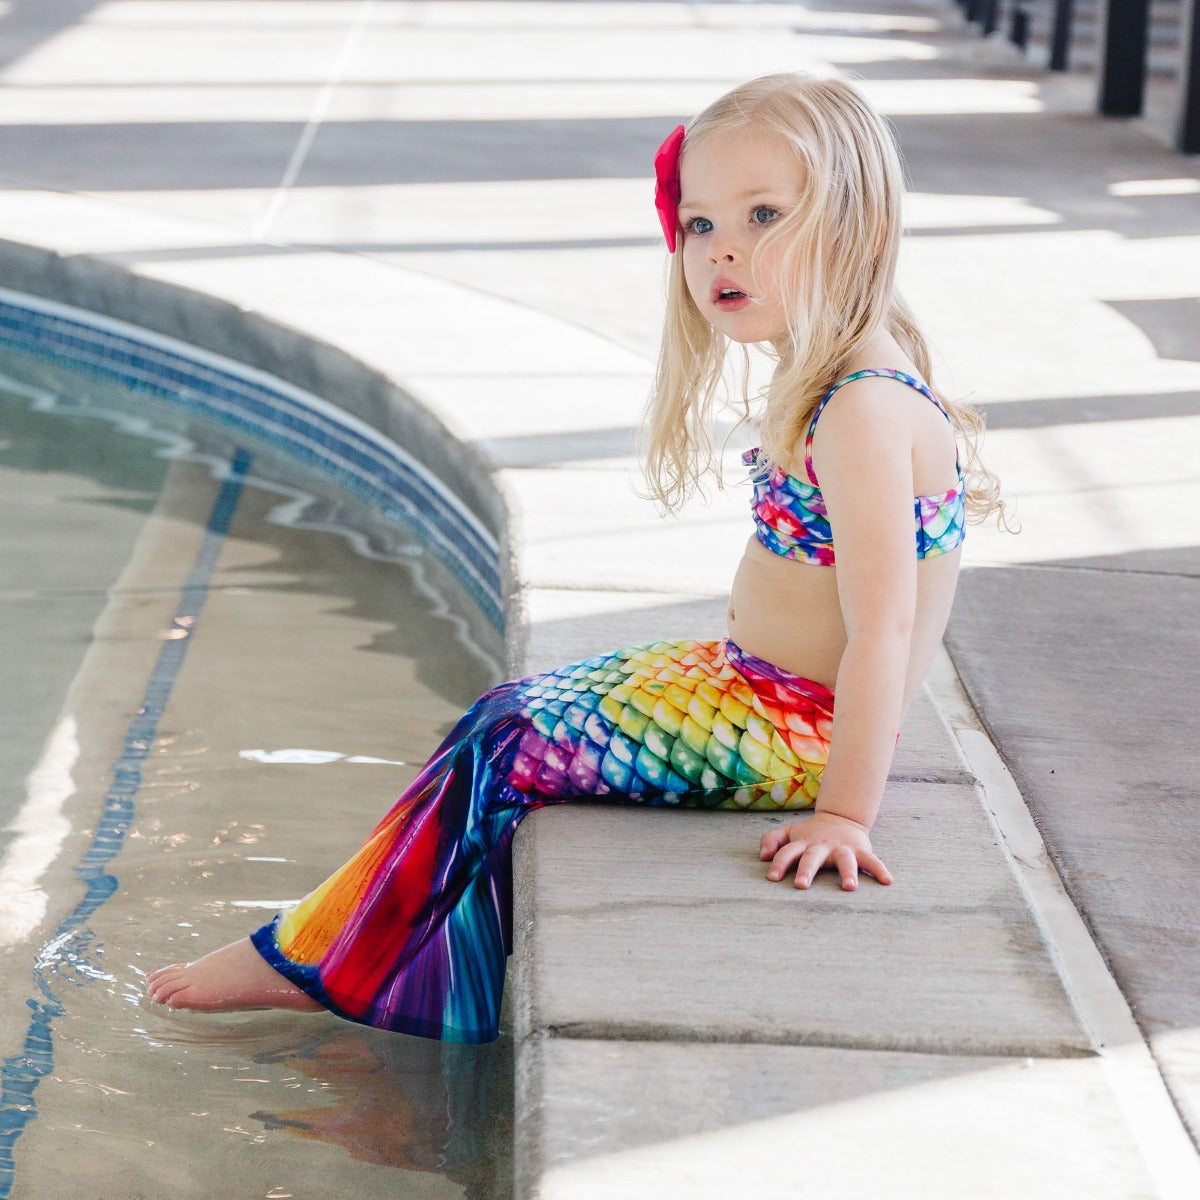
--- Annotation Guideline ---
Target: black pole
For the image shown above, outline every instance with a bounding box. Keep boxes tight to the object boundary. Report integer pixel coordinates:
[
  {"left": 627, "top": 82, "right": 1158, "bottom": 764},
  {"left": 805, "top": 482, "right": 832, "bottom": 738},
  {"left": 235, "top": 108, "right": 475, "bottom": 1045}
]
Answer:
[
  {"left": 1098, "top": 0, "right": 1150, "bottom": 117},
  {"left": 1010, "top": 5, "right": 1031, "bottom": 51},
  {"left": 1179, "top": 0, "right": 1200, "bottom": 152},
  {"left": 982, "top": 0, "right": 1000, "bottom": 36},
  {"left": 1049, "top": 0, "right": 1076, "bottom": 70}
]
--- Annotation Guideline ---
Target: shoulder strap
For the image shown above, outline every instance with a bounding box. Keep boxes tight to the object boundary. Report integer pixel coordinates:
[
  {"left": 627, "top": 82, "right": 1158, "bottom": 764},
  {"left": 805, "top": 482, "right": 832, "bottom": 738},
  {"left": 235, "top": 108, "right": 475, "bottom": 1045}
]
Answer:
[{"left": 802, "top": 368, "right": 952, "bottom": 486}]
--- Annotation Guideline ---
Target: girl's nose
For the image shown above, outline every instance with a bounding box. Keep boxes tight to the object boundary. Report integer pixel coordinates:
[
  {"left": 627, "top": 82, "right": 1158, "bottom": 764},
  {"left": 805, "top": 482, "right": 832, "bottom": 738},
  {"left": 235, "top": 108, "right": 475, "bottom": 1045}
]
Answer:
[{"left": 707, "top": 233, "right": 739, "bottom": 264}]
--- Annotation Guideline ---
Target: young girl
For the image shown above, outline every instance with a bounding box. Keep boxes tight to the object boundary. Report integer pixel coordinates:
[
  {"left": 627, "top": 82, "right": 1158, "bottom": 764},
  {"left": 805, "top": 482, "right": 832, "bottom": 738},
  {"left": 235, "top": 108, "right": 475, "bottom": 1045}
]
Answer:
[{"left": 147, "top": 71, "right": 1002, "bottom": 1045}]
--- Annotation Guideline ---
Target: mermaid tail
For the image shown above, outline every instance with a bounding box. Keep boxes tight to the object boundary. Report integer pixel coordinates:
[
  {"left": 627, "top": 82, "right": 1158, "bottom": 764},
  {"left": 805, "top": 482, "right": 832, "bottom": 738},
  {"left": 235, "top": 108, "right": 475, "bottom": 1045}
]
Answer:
[{"left": 250, "top": 639, "right": 834, "bottom": 1043}]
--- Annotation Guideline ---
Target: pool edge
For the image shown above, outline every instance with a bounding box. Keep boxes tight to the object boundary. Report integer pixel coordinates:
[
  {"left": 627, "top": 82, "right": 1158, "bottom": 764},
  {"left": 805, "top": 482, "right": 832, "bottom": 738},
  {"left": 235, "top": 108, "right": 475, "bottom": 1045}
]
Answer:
[{"left": 0, "top": 235, "right": 529, "bottom": 673}]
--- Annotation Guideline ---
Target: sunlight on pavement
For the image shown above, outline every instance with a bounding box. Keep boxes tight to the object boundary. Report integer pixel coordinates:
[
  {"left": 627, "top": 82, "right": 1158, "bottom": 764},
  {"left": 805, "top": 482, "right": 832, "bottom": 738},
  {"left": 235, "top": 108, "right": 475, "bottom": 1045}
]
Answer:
[
  {"left": 1109, "top": 177, "right": 1200, "bottom": 197},
  {"left": 535, "top": 1054, "right": 1171, "bottom": 1200},
  {"left": 966, "top": 417, "right": 1200, "bottom": 566}
]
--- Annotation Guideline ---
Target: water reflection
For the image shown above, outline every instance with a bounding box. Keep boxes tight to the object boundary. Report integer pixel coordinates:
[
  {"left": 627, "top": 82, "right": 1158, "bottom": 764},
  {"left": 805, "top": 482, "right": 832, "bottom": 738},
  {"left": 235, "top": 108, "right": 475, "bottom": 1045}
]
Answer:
[
  {"left": 114, "top": 1013, "right": 513, "bottom": 1199},
  {"left": 252, "top": 1028, "right": 512, "bottom": 1189}
]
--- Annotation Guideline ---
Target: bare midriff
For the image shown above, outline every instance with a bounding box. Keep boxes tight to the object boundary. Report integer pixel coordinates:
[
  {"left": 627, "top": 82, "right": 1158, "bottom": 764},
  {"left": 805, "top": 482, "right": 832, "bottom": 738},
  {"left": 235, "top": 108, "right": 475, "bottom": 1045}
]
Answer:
[{"left": 726, "top": 534, "right": 962, "bottom": 706}]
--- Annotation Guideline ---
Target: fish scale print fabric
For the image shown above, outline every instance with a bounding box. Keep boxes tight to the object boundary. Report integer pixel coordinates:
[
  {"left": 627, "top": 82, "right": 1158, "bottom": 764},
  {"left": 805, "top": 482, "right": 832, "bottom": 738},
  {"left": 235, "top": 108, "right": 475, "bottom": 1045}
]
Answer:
[
  {"left": 915, "top": 487, "right": 966, "bottom": 556},
  {"left": 510, "top": 641, "right": 831, "bottom": 809},
  {"left": 251, "top": 638, "right": 834, "bottom": 1044}
]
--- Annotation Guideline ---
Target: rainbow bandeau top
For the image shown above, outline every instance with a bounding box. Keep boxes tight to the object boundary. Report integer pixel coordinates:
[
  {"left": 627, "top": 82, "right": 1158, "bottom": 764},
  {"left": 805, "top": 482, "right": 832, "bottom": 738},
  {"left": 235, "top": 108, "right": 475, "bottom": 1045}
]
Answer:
[{"left": 742, "top": 368, "right": 966, "bottom": 566}]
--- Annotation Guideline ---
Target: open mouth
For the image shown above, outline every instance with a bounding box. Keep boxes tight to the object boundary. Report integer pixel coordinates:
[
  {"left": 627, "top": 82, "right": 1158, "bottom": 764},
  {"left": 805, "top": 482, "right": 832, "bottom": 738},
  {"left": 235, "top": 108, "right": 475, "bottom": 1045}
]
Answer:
[{"left": 712, "top": 284, "right": 752, "bottom": 310}]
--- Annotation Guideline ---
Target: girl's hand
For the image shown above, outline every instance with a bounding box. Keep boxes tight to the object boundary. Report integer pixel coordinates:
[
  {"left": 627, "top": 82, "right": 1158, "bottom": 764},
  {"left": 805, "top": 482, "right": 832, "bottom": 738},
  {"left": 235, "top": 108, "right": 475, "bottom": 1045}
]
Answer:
[{"left": 760, "top": 812, "right": 894, "bottom": 891}]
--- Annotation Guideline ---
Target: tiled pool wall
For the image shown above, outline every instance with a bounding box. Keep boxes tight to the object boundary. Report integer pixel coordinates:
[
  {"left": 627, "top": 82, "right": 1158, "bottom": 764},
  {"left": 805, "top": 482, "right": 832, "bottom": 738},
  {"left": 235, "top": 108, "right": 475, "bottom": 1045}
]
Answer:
[{"left": 0, "top": 254, "right": 511, "bottom": 641}]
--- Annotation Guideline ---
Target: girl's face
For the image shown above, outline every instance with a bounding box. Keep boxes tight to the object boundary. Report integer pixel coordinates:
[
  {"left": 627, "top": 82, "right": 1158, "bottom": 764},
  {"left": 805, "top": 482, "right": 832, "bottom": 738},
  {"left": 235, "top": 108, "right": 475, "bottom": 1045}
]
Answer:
[{"left": 677, "top": 128, "right": 805, "bottom": 344}]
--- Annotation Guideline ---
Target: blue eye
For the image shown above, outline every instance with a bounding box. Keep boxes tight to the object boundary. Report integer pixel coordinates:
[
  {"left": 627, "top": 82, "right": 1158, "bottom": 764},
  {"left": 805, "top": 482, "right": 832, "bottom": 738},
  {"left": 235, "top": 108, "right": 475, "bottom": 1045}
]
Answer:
[
  {"left": 685, "top": 217, "right": 713, "bottom": 236},
  {"left": 753, "top": 206, "right": 779, "bottom": 226}
]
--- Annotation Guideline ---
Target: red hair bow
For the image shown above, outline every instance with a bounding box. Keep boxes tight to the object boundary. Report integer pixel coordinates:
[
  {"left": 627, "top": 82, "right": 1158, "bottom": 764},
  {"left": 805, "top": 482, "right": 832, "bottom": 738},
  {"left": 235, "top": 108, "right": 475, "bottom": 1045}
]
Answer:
[{"left": 653, "top": 124, "right": 686, "bottom": 253}]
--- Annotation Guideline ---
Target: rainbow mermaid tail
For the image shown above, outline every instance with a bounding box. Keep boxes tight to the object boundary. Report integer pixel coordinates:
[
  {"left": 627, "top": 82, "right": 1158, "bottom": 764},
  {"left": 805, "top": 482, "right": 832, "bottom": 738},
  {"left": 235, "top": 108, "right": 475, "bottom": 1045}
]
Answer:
[{"left": 250, "top": 639, "right": 833, "bottom": 1043}]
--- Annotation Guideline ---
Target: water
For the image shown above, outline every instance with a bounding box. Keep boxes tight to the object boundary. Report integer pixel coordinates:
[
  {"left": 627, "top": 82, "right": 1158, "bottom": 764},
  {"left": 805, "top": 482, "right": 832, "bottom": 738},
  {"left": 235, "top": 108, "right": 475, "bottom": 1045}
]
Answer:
[{"left": 0, "top": 350, "right": 511, "bottom": 1199}]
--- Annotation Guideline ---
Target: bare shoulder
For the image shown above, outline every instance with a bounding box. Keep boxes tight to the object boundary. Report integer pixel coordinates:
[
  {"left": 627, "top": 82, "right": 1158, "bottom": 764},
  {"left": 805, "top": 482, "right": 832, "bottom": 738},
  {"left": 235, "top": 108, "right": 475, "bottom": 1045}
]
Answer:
[
  {"left": 809, "top": 367, "right": 958, "bottom": 496},
  {"left": 811, "top": 369, "right": 925, "bottom": 451}
]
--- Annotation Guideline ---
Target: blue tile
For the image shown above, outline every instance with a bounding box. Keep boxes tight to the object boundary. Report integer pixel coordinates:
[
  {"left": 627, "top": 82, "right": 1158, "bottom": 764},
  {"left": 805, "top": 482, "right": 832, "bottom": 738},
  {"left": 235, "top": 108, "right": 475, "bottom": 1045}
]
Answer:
[{"left": 0, "top": 294, "right": 503, "bottom": 630}]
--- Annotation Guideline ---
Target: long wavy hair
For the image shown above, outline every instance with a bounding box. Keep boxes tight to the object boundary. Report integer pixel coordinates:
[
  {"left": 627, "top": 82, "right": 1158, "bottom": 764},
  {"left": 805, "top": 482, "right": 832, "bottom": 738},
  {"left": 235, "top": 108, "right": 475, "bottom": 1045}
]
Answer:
[{"left": 644, "top": 72, "right": 1004, "bottom": 524}]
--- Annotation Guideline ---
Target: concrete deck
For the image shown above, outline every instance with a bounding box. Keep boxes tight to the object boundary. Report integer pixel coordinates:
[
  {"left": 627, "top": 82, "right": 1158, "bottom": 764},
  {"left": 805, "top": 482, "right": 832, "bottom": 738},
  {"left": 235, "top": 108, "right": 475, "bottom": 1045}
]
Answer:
[{"left": 1, "top": 1, "right": 1199, "bottom": 1197}]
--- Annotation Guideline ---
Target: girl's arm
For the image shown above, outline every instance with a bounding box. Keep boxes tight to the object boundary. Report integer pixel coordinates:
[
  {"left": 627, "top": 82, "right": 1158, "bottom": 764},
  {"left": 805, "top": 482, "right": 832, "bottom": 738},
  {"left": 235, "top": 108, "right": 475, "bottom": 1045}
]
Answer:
[{"left": 760, "top": 377, "right": 919, "bottom": 890}]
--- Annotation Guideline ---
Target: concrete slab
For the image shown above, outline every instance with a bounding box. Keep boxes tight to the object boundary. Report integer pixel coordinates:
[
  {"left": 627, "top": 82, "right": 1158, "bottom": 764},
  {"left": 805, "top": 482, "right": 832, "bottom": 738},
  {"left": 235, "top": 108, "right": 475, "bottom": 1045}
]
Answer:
[
  {"left": 429, "top": 375, "right": 651, "bottom": 456},
  {"left": 521, "top": 588, "right": 730, "bottom": 672},
  {"left": 1154, "top": 1029, "right": 1200, "bottom": 1148},
  {"left": 512, "top": 790, "right": 1088, "bottom": 1056},
  {"left": 947, "top": 560, "right": 1200, "bottom": 1132},
  {"left": 502, "top": 466, "right": 748, "bottom": 594},
  {"left": 895, "top": 688, "right": 972, "bottom": 781},
  {"left": 132, "top": 250, "right": 651, "bottom": 384},
  {"left": 386, "top": 245, "right": 666, "bottom": 366},
  {"left": 517, "top": 1038, "right": 1159, "bottom": 1200}
]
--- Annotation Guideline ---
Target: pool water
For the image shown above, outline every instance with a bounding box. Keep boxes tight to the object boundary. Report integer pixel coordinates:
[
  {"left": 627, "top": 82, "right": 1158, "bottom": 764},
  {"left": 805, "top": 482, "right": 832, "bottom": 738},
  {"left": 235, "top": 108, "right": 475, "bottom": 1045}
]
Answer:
[{"left": 0, "top": 349, "right": 511, "bottom": 1199}]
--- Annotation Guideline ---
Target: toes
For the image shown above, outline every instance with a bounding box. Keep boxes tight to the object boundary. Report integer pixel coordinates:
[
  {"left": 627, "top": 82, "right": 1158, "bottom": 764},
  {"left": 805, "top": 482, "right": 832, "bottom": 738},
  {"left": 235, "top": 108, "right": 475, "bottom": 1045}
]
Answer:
[
  {"left": 151, "top": 978, "right": 208, "bottom": 1011},
  {"left": 145, "top": 964, "right": 180, "bottom": 990},
  {"left": 146, "top": 965, "right": 191, "bottom": 1005},
  {"left": 147, "top": 979, "right": 177, "bottom": 1006}
]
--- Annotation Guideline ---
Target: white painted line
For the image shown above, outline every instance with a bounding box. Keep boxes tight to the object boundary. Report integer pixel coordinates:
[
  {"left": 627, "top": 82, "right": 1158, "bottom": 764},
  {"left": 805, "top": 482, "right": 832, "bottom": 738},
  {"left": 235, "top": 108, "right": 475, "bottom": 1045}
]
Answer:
[
  {"left": 252, "top": 0, "right": 378, "bottom": 242},
  {"left": 925, "top": 646, "right": 1200, "bottom": 1199}
]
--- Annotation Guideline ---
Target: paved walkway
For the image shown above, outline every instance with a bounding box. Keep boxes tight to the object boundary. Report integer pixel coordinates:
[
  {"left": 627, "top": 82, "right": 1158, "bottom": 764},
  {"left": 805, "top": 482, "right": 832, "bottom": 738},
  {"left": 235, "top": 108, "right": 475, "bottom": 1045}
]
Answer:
[{"left": 1, "top": 1, "right": 1198, "bottom": 1197}]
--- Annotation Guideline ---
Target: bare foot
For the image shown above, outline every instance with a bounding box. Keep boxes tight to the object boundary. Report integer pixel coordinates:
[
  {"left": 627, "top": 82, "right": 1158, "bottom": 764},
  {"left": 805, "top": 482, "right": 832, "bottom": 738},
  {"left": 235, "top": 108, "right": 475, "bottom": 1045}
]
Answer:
[{"left": 145, "top": 937, "right": 324, "bottom": 1014}]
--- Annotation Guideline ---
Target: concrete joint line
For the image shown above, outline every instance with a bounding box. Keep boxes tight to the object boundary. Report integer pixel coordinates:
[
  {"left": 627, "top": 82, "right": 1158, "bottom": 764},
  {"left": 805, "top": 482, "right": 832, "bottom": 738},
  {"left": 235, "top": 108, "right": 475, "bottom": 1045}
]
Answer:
[
  {"left": 537, "top": 1021, "right": 1091, "bottom": 1059},
  {"left": 926, "top": 646, "right": 1200, "bottom": 1198}
]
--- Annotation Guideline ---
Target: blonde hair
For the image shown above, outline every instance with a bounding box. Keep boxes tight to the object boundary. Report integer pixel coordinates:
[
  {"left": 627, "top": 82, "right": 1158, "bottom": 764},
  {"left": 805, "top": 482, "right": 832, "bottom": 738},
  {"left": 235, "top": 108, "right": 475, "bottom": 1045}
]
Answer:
[{"left": 644, "top": 72, "right": 1004, "bottom": 525}]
